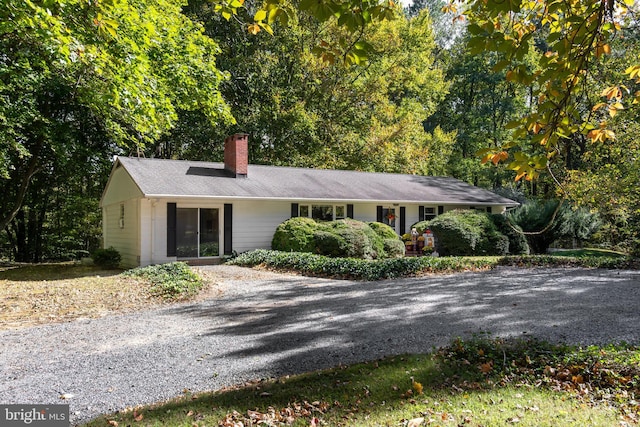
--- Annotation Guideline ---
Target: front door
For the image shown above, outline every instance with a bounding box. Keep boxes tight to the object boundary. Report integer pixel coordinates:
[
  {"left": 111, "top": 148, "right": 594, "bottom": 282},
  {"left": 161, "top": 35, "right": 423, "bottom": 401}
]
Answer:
[{"left": 176, "top": 208, "right": 220, "bottom": 258}]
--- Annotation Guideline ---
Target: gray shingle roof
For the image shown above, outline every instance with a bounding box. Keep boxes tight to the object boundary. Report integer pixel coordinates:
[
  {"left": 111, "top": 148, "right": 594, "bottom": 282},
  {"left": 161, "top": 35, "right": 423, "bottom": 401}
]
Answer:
[{"left": 114, "top": 156, "right": 518, "bottom": 206}]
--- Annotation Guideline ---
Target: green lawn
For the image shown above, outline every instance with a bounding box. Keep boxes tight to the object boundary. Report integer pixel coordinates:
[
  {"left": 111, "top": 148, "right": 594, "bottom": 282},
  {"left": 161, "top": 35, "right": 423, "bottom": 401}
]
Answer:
[{"left": 83, "top": 338, "right": 640, "bottom": 427}]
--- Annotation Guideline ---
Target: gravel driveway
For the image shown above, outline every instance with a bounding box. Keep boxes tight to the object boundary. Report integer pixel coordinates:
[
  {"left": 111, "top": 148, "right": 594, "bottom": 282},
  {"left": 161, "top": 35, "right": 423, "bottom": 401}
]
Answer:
[{"left": 1, "top": 265, "right": 639, "bottom": 425}]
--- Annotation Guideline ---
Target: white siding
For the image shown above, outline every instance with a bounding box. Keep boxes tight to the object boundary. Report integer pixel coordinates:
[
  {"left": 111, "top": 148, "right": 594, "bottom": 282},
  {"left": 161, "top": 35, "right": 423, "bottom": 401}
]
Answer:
[
  {"left": 100, "top": 165, "right": 143, "bottom": 206},
  {"left": 103, "top": 194, "right": 512, "bottom": 267},
  {"left": 232, "top": 200, "right": 292, "bottom": 252},
  {"left": 102, "top": 199, "right": 140, "bottom": 268}
]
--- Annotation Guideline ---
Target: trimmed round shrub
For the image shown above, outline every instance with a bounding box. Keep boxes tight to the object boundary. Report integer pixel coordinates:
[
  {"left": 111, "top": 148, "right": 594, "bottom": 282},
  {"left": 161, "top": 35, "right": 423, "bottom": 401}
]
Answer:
[
  {"left": 383, "top": 238, "right": 406, "bottom": 258},
  {"left": 429, "top": 210, "right": 512, "bottom": 256},
  {"left": 272, "top": 217, "right": 318, "bottom": 252},
  {"left": 272, "top": 217, "right": 398, "bottom": 260},
  {"left": 314, "top": 230, "right": 347, "bottom": 257},
  {"left": 325, "top": 219, "right": 380, "bottom": 259}
]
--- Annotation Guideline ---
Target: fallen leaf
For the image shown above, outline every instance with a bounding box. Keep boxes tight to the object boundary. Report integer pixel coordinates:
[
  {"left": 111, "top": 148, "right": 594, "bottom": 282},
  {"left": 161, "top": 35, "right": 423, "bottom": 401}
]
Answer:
[{"left": 407, "top": 417, "right": 424, "bottom": 427}]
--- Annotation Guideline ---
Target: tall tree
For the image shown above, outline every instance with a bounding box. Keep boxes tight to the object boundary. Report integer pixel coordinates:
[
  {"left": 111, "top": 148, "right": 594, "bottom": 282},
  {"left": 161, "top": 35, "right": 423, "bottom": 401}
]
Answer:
[
  {"left": 456, "top": 0, "right": 640, "bottom": 182},
  {"left": 161, "top": 2, "right": 455, "bottom": 175},
  {"left": 426, "top": 34, "right": 532, "bottom": 189},
  {"left": 1, "top": 0, "right": 232, "bottom": 258}
]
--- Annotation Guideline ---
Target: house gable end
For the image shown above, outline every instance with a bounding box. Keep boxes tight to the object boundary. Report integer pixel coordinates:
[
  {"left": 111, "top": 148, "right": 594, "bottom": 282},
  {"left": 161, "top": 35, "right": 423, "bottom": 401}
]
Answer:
[{"left": 100, "top": 159, "right": 145, "bottom": 207}]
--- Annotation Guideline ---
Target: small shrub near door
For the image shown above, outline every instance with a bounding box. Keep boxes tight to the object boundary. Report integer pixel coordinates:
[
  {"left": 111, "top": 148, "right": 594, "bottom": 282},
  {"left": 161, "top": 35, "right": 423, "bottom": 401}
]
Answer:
[{"left": 91, "top": 247, "right": 122, "bottom": 269}]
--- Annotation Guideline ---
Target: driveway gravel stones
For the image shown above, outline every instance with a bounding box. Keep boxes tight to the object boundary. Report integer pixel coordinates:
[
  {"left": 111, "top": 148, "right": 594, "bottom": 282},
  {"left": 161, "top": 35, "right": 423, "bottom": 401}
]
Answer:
[{"left": 1, "top": 265, "right": 638, "bottom": 425}]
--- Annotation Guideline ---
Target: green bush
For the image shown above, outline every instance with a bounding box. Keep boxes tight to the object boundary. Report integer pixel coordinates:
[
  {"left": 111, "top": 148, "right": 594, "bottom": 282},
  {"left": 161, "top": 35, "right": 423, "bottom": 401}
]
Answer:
[
  {"left": 123, "top": 262, "right": 203, "bottom": 299},
  {"left": 383, "top": 238, "right": 405, "bottom": 258},
  {"left": 411, "top": 220, "right": 431, "bottom": 234},
  {"left": 314, "top": 230, "right": 347, "bottom": 257},
  {"left": 368, "top": 221, "right": 400, "bottom": 240},
  {"left": 490, "top": 214, "right": 530, "bottom": 255},
  {"left": 272, "top": 217, "right": 318, "bottom": 253},
  {"left": 429, "top": 210, "right": 510, "bottom": 256},
  {"left": 272, "top": 217, "right": 397, "bottom": 260},
  {"left": 91, "top": 247, "right": 122, "bottom": 269}
]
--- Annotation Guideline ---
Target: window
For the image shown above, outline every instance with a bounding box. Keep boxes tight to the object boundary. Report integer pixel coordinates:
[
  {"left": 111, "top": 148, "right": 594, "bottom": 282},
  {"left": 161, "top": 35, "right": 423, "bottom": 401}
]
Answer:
[
  {"left": 312, "top": 205, "right": 333, "bottom": 221},
  {"left": 423, "top": 207, "right": 436, "bottom": 221},
  {"left": 298, "top": 204, "right": 346, "bottom": 221},
  {"left": 119, "top": 204, "right": 125, "bottom": 228}
]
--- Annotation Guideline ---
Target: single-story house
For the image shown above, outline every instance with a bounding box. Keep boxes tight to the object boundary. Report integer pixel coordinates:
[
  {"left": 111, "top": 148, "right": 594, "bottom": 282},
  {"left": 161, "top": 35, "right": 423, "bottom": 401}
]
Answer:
[{"left": 100, "top": 134, "right": 519, "bottom": 267}]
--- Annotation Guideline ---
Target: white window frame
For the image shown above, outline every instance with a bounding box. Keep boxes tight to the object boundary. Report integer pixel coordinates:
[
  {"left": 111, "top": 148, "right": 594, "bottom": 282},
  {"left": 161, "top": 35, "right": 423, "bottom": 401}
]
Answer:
[
  {"left": 423, "top": 206, "right": 437, "bottom": 221},
  {"left": 299, "top": 204, "right": 347, "bottom": 221}
]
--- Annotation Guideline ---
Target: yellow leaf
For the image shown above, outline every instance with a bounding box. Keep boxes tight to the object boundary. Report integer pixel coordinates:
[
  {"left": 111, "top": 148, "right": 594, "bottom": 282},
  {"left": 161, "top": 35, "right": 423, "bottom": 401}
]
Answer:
[
  {"left": 247, "top": 23, "right": 260, "bottom": 34},
  {"left": 259, "top": 22, "right": 274, "bottom": 35},
  {"left": 254, "top": 9, "right": 267, "bottom": 21}
]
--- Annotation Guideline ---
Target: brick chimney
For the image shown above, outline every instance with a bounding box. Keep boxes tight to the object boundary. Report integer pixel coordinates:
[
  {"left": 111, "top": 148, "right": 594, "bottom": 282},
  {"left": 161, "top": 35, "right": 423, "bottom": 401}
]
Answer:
[{"left": 224, "top": 133, "right": 248, "bottom": 178}]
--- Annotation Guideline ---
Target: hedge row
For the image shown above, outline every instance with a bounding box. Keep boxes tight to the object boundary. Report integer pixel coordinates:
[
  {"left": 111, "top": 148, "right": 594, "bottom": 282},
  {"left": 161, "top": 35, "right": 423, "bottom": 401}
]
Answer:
[
  {"left": 228, "top": 249, "right": 495, "bottom": 280},
  {"left": 229, "top": 250, "right": 637, "bottom": 280},
  {"left": 497, "top": 255, "right": 638, "bottom": 269}
]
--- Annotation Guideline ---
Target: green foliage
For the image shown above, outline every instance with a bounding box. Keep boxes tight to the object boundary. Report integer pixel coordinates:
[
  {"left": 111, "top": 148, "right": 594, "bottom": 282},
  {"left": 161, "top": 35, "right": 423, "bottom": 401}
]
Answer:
[
  {"left": 410, "top": 220, "right": 431, "bottom": 234},
  {"left": 123, "top": 262, "right": 203, "bottom": 300},
  {"left": 498, "top": 255, "right": 637, "bottom": 269},
  {"left": 174, "top": 4, "right": 454, "bottom": 175},
  {"left": 271, "top": 217, "right": 319, "bottom": 253},
  {"left": 382, "top": 238, "right": 406, "bottom": 258},
  {"left": 0, "top": 0, "right": 232, "bottom": 241},
  {"left": 85, "top": 337, "right": 637, "bottom": 427},
  {"left": 91, "top": 247, "right": 122, "bottom": 269},
  {"left": 272, "top": 218, "right": 401, "bottom": 260},
  {"left": 368, "top": 221, "right": 399, "bottom": 240},
  {"left": 508, "top": 200, "right": 602, "bottom": 254},
  {"left": 490, "top": 214, "right": 530, "bottom": 255},
  {"left": 229, "top": 249, "right": 495, "bottom": 280},
  {"left": 313, "top": 231, "right": 347, "bottom": 258},
  {"left": 428, "top": 210, "right": 510, "bottom": 256},
  {"left": 463, "top": 0, "right": 639, "bottom": 181}
]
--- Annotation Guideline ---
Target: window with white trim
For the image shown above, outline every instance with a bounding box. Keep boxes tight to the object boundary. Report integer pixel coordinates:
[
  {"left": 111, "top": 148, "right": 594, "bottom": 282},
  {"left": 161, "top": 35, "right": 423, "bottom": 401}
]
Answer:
[
  {"left": 423, "top": 206, "right": 437, "bottom": 221},
  {"left": 299, "top": 204, "right": 347, "bottom": 221}
]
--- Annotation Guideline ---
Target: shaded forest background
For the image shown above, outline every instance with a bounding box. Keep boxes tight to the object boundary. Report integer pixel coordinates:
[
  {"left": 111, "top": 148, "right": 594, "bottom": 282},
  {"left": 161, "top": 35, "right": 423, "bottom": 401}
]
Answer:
[{"left": 1, "top": 0, "right": 638, "bottom": 262}]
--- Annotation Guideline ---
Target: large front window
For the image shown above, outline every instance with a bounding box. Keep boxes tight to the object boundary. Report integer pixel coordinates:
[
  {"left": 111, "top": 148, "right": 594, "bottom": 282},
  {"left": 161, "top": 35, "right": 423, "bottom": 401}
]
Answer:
[{"left": 299, "top": 204, "right": 347, "bottom": 221}]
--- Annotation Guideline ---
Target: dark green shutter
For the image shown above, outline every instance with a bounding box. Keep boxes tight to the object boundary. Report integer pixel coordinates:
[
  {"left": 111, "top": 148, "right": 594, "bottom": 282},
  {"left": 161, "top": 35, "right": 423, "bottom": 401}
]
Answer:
[
  {"left": 486, "top": 206, "right": 492, "bottom": 213},
  {"left": 418, "top": 206, "right": 425, "bottom": 221},
  {"left": 376, "top": 206, "right": 383, "bottom": 222},
  {"left": 347, "top": 204, "right": 354, "bottom": 219},
  {"left": 438, "top": 205, "right": 444, "bottom": 215},
  {"left": 291, "top": 203, "right": 299, "bottom": 218},
  {"left": 167, "top": 203, "right": 177, "bottom": 257},
  {"left": 224, "top": 204, "right": 233, "bottom": 255},
  {"left": 400, "top": 207, "right": 406, "bottom": 234}
]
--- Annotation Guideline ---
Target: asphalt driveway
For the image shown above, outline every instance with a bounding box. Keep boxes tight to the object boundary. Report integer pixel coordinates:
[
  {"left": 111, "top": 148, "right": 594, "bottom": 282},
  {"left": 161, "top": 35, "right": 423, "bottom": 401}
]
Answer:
[{"left": 0, "top": 265, "right": 638, "bottom": 424}]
